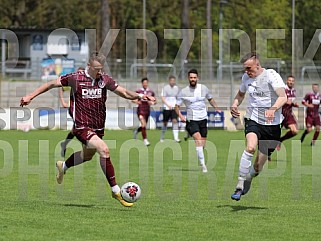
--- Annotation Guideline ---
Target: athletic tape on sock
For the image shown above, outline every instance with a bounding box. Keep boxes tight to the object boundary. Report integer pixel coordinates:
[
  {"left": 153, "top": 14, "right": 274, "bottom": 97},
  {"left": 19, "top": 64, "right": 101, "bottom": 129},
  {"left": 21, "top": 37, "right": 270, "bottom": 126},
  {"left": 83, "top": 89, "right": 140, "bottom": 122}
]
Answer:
[{"left": 239, "top": 151, "right": 253, "bottom": 177}]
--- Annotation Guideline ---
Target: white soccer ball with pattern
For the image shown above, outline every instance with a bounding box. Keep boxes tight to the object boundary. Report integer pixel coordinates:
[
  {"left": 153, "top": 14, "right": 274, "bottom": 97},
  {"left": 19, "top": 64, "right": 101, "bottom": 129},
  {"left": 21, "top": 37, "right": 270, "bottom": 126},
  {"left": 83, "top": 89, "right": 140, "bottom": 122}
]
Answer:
[{"left": 120, "top": 182, "right": 141, "bottom": 203}]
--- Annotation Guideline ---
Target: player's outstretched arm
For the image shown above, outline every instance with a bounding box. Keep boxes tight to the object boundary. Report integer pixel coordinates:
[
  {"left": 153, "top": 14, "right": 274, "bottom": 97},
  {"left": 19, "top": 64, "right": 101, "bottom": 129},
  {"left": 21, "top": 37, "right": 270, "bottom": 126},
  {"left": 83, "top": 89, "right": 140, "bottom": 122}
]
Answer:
[
  {"left": 114, "top": 86, "right": 156, "bottom": 102},
  {"left": 59, "top": 88, "right": 69, "bottom": 108},
  {"left": 20, "top": 78, "right": 62, "bottom": 107}
]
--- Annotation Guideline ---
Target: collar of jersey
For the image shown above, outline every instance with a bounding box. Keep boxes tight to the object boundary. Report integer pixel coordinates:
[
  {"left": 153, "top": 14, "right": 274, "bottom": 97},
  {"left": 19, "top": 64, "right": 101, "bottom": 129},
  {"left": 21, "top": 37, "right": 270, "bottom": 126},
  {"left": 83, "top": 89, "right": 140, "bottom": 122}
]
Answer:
[
  {"left": 189, "top": 83, "right": 199, "bottom": 89},
  {"left": 285, "top": 85, "right": 293, "bottom": 91},
  {"left": 85, "top": 67, "right": 96, "bottom": 86}
]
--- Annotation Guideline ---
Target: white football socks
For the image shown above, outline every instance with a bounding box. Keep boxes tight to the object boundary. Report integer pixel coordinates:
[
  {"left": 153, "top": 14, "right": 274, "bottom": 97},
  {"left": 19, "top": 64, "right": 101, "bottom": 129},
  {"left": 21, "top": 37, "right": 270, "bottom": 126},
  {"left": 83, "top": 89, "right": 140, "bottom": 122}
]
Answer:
[
  {"left": 161, "top": 126, "right": 167, "bottom": 140},
  {"left": 111, "top": 185, "right": 120, "bottom": 194},
  {"left": 236, "top": 151, "right": 253, "bottom": 190},
  {"left": 172, "top": 123, "right": 179, "bottom": 140},
  {"left": 196, "top": 146, "right": 205, "bottom": 166}
]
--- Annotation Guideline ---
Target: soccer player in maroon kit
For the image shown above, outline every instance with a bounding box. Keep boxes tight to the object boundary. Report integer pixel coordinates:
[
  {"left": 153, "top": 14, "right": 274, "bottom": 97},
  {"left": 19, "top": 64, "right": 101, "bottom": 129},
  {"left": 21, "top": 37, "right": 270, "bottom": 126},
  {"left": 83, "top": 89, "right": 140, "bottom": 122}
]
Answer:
[
  {"left": 133, "top": 77, "right": 156, "bottom": 146},
  {"left": 278, "top": 76, "right": 299, "bottom": 145},
  {"left": 20, "top": 52, "right": 155, "bottom": 207},
  {"left": 300, "top": 83, "right": 321, "bottom": 146},
  {"left": 59, "top": 67, "right": 85, "bottom": 157},
  {"left": 267, "top": 75, "right": 299, "bottom": 161}
]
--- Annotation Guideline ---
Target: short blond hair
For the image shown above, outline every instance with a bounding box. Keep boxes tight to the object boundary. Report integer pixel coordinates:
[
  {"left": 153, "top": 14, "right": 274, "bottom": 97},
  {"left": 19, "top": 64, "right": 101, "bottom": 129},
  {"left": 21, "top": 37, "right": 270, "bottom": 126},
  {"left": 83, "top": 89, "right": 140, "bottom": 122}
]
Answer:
[
  {"left": 240, "top": 52, "right": 260, "bottom": 64},
  {"left": 88, "top": 51, "right": 106, "bottom": 65}
]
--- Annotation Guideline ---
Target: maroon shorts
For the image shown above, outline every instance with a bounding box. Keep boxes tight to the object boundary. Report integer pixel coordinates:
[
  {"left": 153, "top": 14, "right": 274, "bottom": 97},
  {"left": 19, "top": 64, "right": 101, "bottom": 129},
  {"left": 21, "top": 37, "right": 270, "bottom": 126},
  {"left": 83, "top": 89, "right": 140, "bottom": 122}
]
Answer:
[
  {"left": 306, "top": 115, "right": 321, "bottom": 128},
  {"left": 72, "top": 128, "right": 104, "bottom": 145},
  {"left": 282, "top": 113, "right": 298, "bottom": 129},
  {"left": 137, "top": 112, "right": 150, "bottom": 122}
]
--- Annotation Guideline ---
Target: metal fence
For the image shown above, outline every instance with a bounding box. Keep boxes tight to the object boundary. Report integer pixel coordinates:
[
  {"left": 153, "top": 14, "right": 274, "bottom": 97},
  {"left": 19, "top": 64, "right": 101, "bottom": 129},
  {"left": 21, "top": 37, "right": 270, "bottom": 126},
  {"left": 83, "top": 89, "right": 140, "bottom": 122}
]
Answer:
[
  {"left": 1, "top": 58, "right": 321, "bottom": 111},
  {"left": 1, "top": 58, "right": 321, "bottom": 85}
]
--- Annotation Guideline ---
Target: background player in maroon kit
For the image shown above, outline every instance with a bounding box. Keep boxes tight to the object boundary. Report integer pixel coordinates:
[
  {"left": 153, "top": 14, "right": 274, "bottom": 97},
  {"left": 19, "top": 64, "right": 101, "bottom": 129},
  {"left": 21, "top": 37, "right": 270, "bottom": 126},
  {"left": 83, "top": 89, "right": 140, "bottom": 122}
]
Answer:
[
  {"left": 267, "top": 75, "right": 299, "bottom": 161},
  {"left": 133, "top": 77, "right": 156, "bottom": 146},
  {"left": 278, "top": 76, "right": 299, "bottom": 146},
  {"left": 300, "top": 83, "right": 321, "bottom": 146},
  {"left": 20, "top": 52, "right": 155, "bottom": 207}
]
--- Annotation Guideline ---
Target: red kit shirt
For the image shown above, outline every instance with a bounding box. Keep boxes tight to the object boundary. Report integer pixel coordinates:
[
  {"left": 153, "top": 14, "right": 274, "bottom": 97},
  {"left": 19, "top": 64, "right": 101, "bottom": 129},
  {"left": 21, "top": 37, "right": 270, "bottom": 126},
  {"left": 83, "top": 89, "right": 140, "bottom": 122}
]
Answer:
[
  {"left": 60, "top": 71, "right": 118, "bottom": 130},
  {"left": 282, "top": 86, "right": 296, "bottom": 117},
  {"left": 302, "top": 92, "right": 321, "bottom": 117},
  {"left": 136, "top": 88, "right": 155, "bottom": 115}
]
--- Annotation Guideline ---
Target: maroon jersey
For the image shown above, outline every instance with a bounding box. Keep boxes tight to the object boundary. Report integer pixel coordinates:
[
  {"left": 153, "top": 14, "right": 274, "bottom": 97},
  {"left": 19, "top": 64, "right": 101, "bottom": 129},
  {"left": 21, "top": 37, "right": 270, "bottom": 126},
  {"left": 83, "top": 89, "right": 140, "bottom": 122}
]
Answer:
[
  {"left": 60, "top": 71, "right": 118, "bottom": 130},
  {"left": 302, "top": 92, "right": 321, "bottom": 117},
  {"left": 282, "top": 86, "right": 296, "bottom": 117},
  {"left": 136, "top": 88, "right": 155, "bottom": 116}
]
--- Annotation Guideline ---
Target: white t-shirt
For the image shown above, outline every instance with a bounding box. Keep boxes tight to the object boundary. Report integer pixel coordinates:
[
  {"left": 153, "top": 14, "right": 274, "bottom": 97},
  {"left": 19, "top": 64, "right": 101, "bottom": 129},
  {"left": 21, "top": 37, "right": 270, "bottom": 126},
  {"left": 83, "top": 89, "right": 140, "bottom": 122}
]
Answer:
[
  {"left": 239, "top": 68, "right": 285, "bottom": 125},
  {"left": 176, "top": 83, "right": 213, "bottom": 121},
  {"left": 161, "top": 84, "right": 180, "bottom": 110}
]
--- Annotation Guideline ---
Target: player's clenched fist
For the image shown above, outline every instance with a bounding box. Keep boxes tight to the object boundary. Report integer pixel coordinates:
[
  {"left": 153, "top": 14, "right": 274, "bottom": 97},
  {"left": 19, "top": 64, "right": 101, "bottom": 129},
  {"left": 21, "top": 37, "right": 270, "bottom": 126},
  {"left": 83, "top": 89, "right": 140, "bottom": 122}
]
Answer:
[{"left": 20, "top": 96, "right": 32, "bottom": 107}]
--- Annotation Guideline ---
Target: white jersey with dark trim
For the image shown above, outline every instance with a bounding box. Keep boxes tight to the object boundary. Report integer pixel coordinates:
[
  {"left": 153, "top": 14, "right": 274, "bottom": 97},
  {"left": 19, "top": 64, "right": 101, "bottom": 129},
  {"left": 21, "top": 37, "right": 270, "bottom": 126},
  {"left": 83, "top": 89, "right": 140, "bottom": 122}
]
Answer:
[
  {"left": 239, "top": 68, "right": 285, "bottom": 125},
  {"left": 161, "top": 84, "right": 180, "bottom": 110},
  {"left": 176, "top": 83, "right": 213, "bottom": 121}
]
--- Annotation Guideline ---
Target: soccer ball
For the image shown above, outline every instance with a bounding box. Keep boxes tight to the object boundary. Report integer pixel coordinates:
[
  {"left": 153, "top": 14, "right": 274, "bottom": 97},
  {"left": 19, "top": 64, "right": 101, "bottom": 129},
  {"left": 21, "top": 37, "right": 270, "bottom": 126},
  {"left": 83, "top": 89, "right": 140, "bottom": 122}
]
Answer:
[{"left": 120, "top": 182, "right": 141, "bottom": 203}]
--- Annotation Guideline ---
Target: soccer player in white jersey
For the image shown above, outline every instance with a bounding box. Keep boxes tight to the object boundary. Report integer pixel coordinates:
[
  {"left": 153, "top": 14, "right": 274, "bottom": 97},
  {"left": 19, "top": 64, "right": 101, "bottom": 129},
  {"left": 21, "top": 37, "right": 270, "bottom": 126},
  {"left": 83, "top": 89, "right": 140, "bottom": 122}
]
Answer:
[
  {"left": 230, "top": 52, "right": 287, "bottom": 201},
  {"left": 160, "top": 75, "right": 181, "bottom": 142},
  {"left": 175, "top": 69, "right": 221, "bottom": 173}
]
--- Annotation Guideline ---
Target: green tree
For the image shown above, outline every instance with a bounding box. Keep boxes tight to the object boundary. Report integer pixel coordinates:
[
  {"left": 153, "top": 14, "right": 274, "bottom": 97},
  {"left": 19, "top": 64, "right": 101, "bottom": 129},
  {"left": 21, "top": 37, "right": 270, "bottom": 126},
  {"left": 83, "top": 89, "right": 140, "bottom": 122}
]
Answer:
[{"left": 2, "top": 0, "right": 321, "bottom": 63}]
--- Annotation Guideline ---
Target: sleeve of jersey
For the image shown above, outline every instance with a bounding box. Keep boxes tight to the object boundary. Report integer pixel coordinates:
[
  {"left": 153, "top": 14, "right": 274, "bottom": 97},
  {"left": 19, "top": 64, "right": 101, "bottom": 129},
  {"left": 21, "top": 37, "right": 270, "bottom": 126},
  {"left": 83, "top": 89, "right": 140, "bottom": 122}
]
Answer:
[
  {"left": 161, "top": 88, "right": 164, "bottom": 97},
  {"left": 60, "top": 73, "right": 73, "bottom": 87},
  {"left": 105, "top": 76, "right": 118, "bottom": 91},
  {"left": 239, "top": 76, "right": 246, "bottom": 93},
  {"left": 176, "top": 91, "right": 183, "bottom": 106},
  {"left": 268, "top": 69, "right": 286, "bottom": 89},
  {"left": 205, "top": 86, "right": 213, "bottom": 100}
]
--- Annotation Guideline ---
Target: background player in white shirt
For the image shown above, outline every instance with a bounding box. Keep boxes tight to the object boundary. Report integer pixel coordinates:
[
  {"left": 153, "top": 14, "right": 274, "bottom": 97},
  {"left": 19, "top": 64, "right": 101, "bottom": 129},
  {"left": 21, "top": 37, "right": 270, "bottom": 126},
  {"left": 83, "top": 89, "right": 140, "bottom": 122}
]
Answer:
[
  {"left": 160, "top": 75, "right": 180, "bottom": 142},
  {"left": 175, "top": 69, "right": 221, "bottom": 173},
  {"left": 230, "top": 52, "right": 287, "bottom": 201}
]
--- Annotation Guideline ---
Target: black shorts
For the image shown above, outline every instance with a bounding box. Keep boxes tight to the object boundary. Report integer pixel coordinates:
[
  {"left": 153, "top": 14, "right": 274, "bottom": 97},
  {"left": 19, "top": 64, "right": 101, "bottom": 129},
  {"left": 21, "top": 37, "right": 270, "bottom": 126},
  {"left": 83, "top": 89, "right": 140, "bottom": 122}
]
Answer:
[
  {"left": 162, "top": 109, "right": 178, "bottom": 122},
  {"left": 185, "top": 119, "right": 208, "bottom": 138},
  {"left": 244, "top": 118, "right": 281, "bottom": 155}
]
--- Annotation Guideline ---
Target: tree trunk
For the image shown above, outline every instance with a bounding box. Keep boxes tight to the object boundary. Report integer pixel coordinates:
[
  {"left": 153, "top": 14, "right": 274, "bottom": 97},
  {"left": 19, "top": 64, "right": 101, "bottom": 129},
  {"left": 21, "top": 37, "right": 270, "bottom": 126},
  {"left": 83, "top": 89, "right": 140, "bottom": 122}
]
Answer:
[
  {"left": 181, "top": 0, "right": 189, "bottom": 80},
  {"left": 206, "top": 0, "right": 213, "bottom": 81},
  {"left": 101, "top": 0, "right": 110, "bottom": 55}
]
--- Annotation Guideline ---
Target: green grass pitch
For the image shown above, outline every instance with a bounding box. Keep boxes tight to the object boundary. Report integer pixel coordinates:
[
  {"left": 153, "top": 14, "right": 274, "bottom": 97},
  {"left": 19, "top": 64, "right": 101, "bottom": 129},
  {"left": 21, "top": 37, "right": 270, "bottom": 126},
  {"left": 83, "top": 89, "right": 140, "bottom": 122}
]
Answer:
[{"left": 1, "top": 129, "right": 321, "bottom": 240}]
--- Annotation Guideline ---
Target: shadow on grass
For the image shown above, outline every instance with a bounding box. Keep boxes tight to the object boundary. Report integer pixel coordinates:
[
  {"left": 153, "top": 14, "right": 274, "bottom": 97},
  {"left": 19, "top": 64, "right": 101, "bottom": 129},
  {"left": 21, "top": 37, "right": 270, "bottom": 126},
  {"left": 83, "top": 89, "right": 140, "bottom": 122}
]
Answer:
[
  {"left": 171, "top": 167, "right": 202, "bottom": 172},
  {"left": 63, "top": 203, "right": 95, "bottom": 208},
  {"left": 267, "top": 158, "right": 288, "bottom": 162},
  {"left": 217, "top": 204, "right": 267, "bottom": 212}
]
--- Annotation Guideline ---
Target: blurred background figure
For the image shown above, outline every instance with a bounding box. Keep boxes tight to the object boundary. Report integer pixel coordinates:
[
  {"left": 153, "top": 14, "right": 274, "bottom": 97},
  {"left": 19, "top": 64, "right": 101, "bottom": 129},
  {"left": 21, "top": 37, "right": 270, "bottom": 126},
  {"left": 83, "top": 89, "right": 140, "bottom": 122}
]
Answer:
[
  {"left": 160, "top": 75, "right": 180, "bottom": 143},
  {"left": 133, "top": 77, "right": 156, "bottom": 146},
  {"left": 300, "top": 83, "right": 321, "bottom": 146}
]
